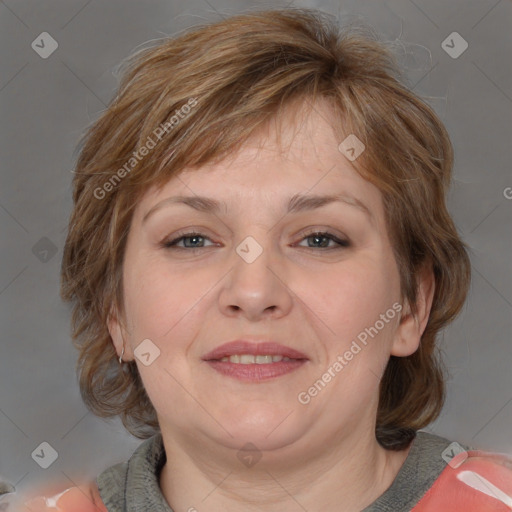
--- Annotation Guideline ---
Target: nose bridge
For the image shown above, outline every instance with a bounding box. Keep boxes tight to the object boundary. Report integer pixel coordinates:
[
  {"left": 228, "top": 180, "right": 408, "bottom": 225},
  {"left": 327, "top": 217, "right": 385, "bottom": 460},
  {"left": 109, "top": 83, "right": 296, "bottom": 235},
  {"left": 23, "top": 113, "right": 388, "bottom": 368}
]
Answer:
[
  {"left": 218, "top": 229, "right": 292, "bottom": 319},
  {"left": 232, "top": 231, "right": 275, "bottom": 291}
]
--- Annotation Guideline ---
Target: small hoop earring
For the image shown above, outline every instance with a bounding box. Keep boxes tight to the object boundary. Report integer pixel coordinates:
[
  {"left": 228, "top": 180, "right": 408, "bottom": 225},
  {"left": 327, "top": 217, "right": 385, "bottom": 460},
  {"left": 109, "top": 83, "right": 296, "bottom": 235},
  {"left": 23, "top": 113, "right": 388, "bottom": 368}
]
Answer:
[{"left": 119, "top": 346, "right": 125, "bottom": 364}]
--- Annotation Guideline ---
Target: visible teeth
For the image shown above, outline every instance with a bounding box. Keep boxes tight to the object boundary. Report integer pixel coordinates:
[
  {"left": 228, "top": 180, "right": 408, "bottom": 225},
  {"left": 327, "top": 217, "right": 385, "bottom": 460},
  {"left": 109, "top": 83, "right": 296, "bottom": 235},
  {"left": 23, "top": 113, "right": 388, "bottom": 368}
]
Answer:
[
  {"left": 255, "top": 355, "right": 272, "bottom": 364},
  {"left": 217, "top": 354, "right": 293, "bottom": 364}
]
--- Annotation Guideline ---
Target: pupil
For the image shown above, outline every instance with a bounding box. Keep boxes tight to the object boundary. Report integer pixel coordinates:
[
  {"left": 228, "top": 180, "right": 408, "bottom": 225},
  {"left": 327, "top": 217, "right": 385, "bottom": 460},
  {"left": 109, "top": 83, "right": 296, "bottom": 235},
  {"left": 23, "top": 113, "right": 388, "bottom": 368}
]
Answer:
[
  {"left": 185, "top": 236, "right": 202, "bottom": 247},
  {"left": 311, "top": 235, "right": 327, "bottom": 247}
]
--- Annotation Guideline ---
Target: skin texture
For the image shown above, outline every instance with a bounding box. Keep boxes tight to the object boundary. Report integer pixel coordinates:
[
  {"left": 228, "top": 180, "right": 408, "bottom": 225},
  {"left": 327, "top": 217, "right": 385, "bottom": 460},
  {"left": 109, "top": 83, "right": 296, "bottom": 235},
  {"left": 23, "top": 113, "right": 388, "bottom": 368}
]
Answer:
[{"left": 108, "top": 99, "right": 435, "bottom": 512}]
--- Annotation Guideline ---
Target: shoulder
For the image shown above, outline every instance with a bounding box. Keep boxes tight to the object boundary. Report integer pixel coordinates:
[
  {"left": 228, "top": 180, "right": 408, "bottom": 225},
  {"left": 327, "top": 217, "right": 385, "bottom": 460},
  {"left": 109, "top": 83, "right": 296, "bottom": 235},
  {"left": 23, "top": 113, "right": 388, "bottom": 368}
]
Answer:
[
  {"left": 10, "top": 480, "right": 109, "bottom": 512},
  {"left": 3, "top": 458, "right": 128, "bottom": 512},
  {"left": 412, "top": 435, "right": 512, "bottom": 511},
  {"left": 6, "top": 460, "right": 128, "bottom": 511},
  {"left": 15, "top": 459, "right": 129, "bottom": 512},
  {"left": 8, "top": 435, "right": 161, "bottom": 512}
]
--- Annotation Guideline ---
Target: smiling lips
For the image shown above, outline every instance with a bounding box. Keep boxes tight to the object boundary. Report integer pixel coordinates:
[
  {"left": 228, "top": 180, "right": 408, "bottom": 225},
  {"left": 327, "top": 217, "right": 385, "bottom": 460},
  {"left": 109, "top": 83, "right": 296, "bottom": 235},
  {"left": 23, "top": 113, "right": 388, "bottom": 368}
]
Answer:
[
  {"left": 219, "top": 354, "right": 292, "bottom": 363},
  {"left": 202, "top": 341, "right": 308, "bottom": 381}
]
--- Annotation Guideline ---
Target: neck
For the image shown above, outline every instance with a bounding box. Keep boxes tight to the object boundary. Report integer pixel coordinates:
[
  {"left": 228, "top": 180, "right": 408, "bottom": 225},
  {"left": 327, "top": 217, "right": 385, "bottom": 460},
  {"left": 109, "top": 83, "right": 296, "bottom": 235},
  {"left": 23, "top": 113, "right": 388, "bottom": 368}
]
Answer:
[{"left": 159, "top": 426, "right": 411, "bottom": 512}]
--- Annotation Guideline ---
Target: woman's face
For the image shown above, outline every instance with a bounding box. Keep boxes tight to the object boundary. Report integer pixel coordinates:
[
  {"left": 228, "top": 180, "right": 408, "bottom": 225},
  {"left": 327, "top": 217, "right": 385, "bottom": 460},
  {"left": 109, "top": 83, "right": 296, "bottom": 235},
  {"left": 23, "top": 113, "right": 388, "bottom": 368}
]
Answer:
[{"left": 109, "top": 100, "right": 420, "bottom": 457}]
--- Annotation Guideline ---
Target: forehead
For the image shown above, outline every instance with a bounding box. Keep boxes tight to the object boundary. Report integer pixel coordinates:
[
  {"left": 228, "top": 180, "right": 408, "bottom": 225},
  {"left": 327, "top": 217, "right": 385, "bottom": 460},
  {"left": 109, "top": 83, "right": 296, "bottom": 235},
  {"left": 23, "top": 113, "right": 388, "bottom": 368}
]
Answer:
[{"left": 134, "top": 98, "right": 383, "bottom": 221}]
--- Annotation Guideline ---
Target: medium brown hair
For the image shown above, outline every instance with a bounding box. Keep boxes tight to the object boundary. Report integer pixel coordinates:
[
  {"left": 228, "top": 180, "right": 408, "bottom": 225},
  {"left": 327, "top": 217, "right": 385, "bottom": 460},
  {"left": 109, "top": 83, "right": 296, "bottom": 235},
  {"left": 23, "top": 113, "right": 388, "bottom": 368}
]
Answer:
[{"left": 61, "top": 8, "right": 471, "bottom": 449}]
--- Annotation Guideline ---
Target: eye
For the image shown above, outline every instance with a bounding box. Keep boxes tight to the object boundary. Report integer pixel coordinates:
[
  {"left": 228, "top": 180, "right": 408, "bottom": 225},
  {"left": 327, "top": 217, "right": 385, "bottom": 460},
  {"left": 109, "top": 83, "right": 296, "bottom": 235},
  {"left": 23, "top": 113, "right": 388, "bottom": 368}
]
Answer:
[
  {"left": 161, "top": 231, "right": 216, "bottom": 250},
  {"left": 161, "top": 230, "right": 350, "bottom": 252},
  {"left": 296, "top": 230, "right": 350, "bottom": 250}
]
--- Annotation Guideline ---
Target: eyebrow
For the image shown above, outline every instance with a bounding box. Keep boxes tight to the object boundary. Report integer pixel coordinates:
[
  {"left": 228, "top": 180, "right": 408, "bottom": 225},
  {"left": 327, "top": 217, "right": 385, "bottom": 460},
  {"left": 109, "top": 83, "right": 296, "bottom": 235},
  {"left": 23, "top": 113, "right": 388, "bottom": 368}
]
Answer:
[{"left": 142, "top": 192, "right": 372, "bottom": 223}]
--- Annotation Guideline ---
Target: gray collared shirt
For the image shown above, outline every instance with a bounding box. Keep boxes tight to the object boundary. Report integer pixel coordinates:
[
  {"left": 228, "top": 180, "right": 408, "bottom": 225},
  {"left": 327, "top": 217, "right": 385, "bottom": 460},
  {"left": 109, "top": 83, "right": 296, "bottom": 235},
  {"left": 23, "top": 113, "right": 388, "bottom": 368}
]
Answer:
[{"left": 96, "top": 431, "right": 463, "bottom": 512}]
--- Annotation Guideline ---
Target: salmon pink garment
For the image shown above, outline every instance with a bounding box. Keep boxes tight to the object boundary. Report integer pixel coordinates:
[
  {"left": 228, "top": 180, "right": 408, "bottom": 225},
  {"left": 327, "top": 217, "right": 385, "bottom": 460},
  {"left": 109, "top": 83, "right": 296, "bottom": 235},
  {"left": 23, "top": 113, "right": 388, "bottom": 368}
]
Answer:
[
  {"left": 412, "top": 449, "right": 512, "bottom": 511},
  {"left": 17, "top": 483, "right": 108, "bottom": 512}
]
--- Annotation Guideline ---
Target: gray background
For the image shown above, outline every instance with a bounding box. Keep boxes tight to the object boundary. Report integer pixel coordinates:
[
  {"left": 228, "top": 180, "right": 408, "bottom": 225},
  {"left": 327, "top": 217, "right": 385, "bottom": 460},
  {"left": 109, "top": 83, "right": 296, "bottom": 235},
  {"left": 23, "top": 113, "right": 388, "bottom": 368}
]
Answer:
[{"left": 1, "top": 0, "right": 511, "bottom": 499}]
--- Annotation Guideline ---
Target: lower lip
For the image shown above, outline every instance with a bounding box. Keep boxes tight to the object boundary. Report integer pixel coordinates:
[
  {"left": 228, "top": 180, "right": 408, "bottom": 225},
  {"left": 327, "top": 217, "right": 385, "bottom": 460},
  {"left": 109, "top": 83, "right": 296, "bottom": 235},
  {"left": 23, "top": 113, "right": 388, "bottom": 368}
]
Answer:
[{"left": 206, "top": 360, "right": 307, "bottom": 381}]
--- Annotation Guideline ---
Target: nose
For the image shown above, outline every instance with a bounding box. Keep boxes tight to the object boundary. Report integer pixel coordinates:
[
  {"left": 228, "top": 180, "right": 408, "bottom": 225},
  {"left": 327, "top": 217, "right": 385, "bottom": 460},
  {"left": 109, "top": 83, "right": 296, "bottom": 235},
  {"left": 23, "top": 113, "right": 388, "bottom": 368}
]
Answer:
[{"left": 218, "top": 237, "right": 293, "bottom": 322}]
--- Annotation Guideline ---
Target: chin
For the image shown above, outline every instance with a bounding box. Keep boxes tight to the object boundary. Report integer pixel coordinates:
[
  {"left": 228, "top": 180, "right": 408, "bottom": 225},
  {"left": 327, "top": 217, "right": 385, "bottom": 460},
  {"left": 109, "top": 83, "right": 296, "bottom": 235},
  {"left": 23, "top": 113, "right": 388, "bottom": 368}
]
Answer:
[{"left": 213, "top": 405, "right": 305, "bottom": 450}]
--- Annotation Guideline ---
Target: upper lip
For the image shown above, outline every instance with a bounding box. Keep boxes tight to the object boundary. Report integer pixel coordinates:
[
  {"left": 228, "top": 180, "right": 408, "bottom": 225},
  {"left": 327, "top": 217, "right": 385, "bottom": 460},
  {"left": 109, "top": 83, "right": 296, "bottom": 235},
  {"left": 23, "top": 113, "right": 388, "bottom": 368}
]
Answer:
[{"left": 202, "top": 340, "right": 309, "bottom": 361}]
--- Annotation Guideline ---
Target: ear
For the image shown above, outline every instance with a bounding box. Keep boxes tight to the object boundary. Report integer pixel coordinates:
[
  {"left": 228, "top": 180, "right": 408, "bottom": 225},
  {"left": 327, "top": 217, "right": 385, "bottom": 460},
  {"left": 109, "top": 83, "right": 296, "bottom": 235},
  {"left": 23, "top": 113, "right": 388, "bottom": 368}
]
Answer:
[
  {"left": 107, "top": 305, "right": 132, "bottom": 361},
  {"left": 391, "top": 262, "right": 435, "bottom": 357}
]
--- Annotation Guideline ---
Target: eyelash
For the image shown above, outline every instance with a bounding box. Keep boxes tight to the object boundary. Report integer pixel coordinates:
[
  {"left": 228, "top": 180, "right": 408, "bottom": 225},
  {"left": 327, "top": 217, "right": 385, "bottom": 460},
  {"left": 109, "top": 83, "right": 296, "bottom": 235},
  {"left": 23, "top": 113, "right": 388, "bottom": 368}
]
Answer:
[{"left": 161, "top": 230, "right": 350, "bottom": 251}]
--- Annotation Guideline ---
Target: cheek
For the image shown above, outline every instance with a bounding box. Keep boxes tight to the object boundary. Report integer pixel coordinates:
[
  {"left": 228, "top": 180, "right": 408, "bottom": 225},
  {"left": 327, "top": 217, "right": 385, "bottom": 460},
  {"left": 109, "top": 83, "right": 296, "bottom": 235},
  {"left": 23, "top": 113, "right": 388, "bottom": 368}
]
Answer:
[
  {"left": 300, "top": 253, "right": 400, "bottom": 339},
  {"left": 300, "top": 259, "right": 401, "bottom": 409},
  {"left": 123, "top": 256, "right": 209, "bottom": 342}
]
